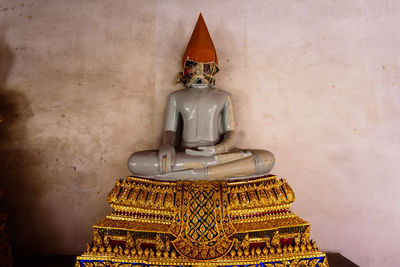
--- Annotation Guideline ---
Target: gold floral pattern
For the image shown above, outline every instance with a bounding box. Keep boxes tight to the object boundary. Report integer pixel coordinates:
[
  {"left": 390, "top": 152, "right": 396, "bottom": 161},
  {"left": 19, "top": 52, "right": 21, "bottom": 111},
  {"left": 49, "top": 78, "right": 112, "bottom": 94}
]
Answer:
[{"left": 76, "top": 176, "right": 328, "bottom": 267}]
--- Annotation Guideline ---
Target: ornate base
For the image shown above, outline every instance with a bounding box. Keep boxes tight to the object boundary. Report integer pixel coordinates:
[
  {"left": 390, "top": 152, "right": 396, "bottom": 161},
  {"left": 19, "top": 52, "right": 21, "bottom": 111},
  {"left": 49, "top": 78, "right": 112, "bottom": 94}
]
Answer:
[
  {"left": 76, "top": 254, "right": 328, "bottom": 266},
  {"left": 75, "top": 175, "right": 329, "bottom": 267}
]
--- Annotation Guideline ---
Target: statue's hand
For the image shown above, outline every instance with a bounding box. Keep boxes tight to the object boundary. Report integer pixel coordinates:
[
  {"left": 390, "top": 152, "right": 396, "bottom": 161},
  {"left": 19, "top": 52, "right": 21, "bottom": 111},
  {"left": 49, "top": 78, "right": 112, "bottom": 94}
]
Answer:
[
  {"left": 185, "top": 146, "right": 216, "bottom": 157},
  {"left": 158, "top": 144, "right": 175, "bottom": 173}
]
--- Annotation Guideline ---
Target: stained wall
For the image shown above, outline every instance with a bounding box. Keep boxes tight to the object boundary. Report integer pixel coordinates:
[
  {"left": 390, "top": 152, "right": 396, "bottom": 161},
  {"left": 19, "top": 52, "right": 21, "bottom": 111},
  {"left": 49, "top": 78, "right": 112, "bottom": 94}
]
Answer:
[{"left": 0, "top": 1, "right": 399, "bottom": 266}]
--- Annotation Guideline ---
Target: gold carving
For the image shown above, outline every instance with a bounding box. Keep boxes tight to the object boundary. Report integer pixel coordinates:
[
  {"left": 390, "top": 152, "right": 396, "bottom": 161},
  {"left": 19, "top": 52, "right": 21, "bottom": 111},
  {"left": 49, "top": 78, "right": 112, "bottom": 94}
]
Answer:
[
  {"left": 155, "top": 234, "right": 165, "bottom": 252},
  {"left": 240, "top": 234, "right": 249, "bottom": 250},
  {"left": 125, "top": 232, "right": 135, "bottom": 249},
  {"left": 76, "top": 176, "right": 328, "bottom": 266},
  {"left": 93, "top": 229, "right": 103, "bottom": 247}
]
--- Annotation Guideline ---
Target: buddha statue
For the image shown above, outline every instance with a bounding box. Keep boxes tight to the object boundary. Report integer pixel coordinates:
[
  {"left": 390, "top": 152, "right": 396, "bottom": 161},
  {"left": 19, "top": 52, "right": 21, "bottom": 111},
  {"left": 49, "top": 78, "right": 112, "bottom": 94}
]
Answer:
[{"left": 128, "top": 14, "right": 275, "bottom": 180}]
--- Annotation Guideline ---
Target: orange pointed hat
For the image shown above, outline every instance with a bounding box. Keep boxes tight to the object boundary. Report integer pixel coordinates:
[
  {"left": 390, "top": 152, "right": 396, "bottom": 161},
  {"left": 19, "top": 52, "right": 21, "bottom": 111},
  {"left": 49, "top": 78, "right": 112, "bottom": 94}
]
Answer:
[{"left": 182, "top": 13, "right": 218, "bottom": 67}]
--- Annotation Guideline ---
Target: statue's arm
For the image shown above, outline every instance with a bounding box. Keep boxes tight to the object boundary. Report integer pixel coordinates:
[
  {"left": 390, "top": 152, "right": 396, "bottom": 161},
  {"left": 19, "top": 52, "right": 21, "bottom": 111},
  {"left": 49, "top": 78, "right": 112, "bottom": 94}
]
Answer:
[
  {"left": 214, "top": 94, "right": 236, "bottom": 153},
  {"left": 159, "top": 95, "right": 179, "bottom": 172},
  {"left": 163, "top": 130, "right": 176, "bottom": 146},
  {"left": 163, "top": 94, "right": 180, "bottom": 134},
  {"left": 188, "top": 131, "right": 236, "bottom": 156},
  {"left": 214, "top": 130, "right": 236, "bottom": 154}
]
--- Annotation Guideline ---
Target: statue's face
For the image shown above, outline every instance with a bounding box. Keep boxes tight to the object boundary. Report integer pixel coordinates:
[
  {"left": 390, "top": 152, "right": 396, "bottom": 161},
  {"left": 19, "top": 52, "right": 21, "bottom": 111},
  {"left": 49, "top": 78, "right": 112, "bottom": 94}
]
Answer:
[{"left": 182, "top": 60, "right": 219, "bottom": 88}]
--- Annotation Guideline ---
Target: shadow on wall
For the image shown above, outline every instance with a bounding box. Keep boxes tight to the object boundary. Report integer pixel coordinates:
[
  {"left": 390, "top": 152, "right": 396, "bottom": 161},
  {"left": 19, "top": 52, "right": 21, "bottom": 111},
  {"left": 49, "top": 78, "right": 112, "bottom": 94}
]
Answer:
[{"left": 0, "top": 29, "right": 44, "bottom": 256}]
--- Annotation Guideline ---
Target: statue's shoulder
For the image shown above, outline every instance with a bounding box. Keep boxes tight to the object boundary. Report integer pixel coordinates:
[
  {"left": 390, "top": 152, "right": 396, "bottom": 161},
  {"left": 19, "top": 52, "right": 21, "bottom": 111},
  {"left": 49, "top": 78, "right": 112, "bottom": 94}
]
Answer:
[
  {"left": 166, "top": 89, "right": 186, "bottom": 103},
  {"left": 168, "top": 89, "right": 186, "bottom": 98},
  {"left": 212, "top": 88, "right": 232, "bottom": 98},
  {"left": 168, "top": 88, "right": 231, "bottom": 100}
]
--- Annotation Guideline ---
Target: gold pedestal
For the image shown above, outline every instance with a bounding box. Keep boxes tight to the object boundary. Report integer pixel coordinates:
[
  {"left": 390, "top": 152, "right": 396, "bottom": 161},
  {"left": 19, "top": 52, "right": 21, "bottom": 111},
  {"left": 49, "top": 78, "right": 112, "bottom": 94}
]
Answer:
[{"left": 75, "top": 175, "right": 329, "bottom": 267}]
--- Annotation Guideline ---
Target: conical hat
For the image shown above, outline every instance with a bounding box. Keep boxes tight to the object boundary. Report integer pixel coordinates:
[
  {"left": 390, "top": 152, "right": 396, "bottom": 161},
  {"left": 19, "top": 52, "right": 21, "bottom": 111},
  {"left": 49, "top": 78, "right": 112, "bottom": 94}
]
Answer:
[{"left": 182, "top": 13, "right": 218, "bottom": 67}]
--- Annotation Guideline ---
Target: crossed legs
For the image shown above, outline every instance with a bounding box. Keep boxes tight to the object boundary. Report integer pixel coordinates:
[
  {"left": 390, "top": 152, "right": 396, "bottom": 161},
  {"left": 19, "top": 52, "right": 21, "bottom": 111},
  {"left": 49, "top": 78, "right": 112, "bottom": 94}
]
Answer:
[{"left": 127, "top": 149, "right": 275, "bottom": 180}]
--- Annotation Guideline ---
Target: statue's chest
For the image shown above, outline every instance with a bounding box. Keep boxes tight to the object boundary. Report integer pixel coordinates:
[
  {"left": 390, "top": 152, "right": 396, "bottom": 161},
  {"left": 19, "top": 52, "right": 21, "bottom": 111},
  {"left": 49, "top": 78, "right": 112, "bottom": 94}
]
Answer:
[{"left": 177, "top": 91, "right": 224, "bottom": 120}]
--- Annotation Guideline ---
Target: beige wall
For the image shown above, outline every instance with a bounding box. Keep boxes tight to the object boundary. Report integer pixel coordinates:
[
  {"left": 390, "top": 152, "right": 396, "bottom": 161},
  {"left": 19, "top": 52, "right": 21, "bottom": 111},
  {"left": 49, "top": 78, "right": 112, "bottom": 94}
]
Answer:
[{"left": 0, "top": 0, "right": 399, "bottom": 266}]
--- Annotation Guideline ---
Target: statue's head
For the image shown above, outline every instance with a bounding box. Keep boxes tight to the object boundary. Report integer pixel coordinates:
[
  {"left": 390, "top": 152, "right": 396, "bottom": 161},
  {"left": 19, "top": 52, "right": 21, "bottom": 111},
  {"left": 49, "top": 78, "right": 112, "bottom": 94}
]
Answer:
[
  {"left": 180, "top": 59, "right": 219, "bottom": 88},
  {"left": 177, "top": 14, "right": 219, "bottom": 88}
]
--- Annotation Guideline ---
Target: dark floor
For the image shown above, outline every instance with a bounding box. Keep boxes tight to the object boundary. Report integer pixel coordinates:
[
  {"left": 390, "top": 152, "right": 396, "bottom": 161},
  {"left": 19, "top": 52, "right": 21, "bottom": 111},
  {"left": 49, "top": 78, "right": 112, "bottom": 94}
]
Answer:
[
  {"left": 15, "top": 252, "right": 359, "bottom": 267},
  {"left": 326, "top": 253, "right": 359, "bottom": 266}
]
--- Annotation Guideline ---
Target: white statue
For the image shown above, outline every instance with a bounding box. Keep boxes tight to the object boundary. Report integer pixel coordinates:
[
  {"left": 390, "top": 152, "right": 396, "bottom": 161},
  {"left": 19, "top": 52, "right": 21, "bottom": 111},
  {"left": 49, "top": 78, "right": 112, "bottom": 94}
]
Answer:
[{"left": 128, "top": 14, "right": 274, "bottom": 180}]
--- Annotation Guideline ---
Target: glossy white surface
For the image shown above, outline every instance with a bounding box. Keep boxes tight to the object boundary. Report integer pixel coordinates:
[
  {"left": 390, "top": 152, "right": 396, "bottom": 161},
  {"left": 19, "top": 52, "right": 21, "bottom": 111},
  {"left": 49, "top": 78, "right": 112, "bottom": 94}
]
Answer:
[{"left": 164, "top": 88, "right": 234, "bottom": 145}]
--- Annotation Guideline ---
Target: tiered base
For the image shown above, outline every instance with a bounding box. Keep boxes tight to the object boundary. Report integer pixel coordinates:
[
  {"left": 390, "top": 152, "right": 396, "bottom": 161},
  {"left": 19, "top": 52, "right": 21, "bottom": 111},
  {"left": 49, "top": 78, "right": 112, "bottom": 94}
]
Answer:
[
  {"left": 77, "top": 254, "right": 328, "bottom": 266},
  {"left": 75, "top": 175, "right": 329, "bottom": 267}
]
